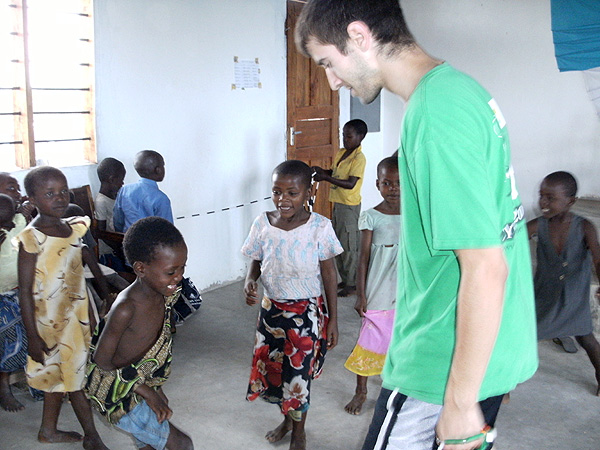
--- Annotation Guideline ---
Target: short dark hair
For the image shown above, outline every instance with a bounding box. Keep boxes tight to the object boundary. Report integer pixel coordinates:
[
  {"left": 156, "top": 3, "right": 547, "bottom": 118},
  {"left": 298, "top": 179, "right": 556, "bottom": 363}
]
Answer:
[
  {"left": 296, "top": 0, "right": 415, "bottom": 56},
  {"left": 345, "top": 119, "right": 368, "bottom": 137},
  {"left": 123, "top": 216, "right": 184, "bottom": 265},
  {"left": 273, "top": 160, "right": 313, "bottom": 190},
  {"left": 134, "top": 150, "right": 164, "bottom": 178},
  {"left": 377, "top": 156, "right": 398, "bottom": 177},
  {"left": 97, "top": 157, "right": 125, "bottom": 183},
  {"left": 24, "top": 166, "right": 67, "bottom": 197},
  {"left": 543, "top": 171, "right": 578, "bottom": 197}
]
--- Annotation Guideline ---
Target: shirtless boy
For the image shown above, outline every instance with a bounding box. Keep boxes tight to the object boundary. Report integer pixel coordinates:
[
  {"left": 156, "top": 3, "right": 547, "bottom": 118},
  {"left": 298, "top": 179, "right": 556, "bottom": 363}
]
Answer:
[{"left": 86, "top": 217, "right": 193, "bottom": 450}]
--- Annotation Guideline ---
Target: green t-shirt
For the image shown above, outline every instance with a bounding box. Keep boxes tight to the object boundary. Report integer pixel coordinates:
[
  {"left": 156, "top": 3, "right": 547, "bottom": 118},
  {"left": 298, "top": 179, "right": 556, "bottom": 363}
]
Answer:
[{"left": 382, "top": 63, "right": 538, "bottom": 404}]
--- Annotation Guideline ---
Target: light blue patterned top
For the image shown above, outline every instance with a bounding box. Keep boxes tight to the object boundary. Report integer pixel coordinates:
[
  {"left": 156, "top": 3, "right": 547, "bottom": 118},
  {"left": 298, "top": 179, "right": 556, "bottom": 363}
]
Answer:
[{"left": 241, "top": 212, "right": 343, "bottom": 299}]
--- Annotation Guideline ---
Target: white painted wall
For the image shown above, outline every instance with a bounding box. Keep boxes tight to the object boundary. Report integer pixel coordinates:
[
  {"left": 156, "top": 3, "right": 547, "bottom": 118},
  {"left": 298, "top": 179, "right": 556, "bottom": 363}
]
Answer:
[
  {"left": 90, "top": 0, "right": 287, "bottom": 290},
  {"left": 342, "top": 0, "right": 600, "bottom": 218}
]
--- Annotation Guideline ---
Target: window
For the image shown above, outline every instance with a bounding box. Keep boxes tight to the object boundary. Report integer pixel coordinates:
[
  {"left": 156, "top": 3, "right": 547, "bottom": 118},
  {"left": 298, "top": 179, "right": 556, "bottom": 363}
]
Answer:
[{"left": 0, "top": 0, "right": 96, "bottom": 171}]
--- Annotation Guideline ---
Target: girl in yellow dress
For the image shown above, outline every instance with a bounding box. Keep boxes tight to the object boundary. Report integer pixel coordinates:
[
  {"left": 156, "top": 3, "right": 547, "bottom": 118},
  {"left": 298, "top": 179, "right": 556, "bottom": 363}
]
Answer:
[{"left": 17, "top": 166, "right": 110, "bottom": 450}]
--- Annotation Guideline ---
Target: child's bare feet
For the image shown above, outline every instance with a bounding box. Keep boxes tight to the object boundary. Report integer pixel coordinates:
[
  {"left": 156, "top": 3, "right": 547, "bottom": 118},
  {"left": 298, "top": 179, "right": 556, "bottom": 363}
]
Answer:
[
  {"left": 265, "top": 416, "right": 291, "bottom": 443},
  {"left": 38, "top": 429, "right": 83, "bottom": 443},
  {"left": 83, "top": 434, "right": 110, "bottom": 450},
  {"left": 289, "top": 430, "right": 306, "bottom": 450},
  {"left": 0, "top": 373, "right": 24, "bottom": 412},
  {"left": 0, "top": 389, "right": 24, "bottom": 412},
  {"left": 344, "top": 392, "right": 367, "bottom": 415}
]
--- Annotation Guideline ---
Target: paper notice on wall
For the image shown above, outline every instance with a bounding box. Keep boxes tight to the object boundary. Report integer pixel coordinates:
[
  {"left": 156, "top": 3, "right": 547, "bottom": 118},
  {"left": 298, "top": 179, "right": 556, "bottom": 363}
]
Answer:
[{"left": 232, "top": 57, "right": 261, "bottom": 90}]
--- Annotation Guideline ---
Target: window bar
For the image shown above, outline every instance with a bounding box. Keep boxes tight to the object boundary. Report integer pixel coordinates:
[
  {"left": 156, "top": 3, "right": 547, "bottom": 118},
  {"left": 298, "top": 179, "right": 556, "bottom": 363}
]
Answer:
[
  {"left": 33, "top": 111, "right": 91, "bottom": 115},
  {"left": 82, "top": 0, "right": 96, "bottom": 163},
  {"left": 35, "top": 137, "right": 91, "bottom": 143},
  {"left": 11, "top": 0, "right": 35, "bottom": 169}
]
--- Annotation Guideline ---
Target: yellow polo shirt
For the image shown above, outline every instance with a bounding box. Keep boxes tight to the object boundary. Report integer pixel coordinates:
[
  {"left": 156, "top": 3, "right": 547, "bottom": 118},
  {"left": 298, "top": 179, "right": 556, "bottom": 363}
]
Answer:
[{"left": 328, "top": 145, "right": 366, "bottom": 206}]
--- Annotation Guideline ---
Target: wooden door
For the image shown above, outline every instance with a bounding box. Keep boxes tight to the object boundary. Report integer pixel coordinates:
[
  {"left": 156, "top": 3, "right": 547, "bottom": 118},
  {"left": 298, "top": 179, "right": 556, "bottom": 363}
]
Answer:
[{"left": 286, "top": 0, "right": 339, "bottom": 218}]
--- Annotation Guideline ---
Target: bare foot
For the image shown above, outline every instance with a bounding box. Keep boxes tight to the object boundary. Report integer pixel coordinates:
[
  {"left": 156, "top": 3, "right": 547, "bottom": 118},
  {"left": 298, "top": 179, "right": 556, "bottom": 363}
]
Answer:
[
  {"left": 289, "top": 430, "right": 306, "bottom": 450},
  {"left": 344, "top": 392, "right": 367, "bottom": 415},
  {"left": 38, "top": 430, "right": 83, "bottom": 443},
  {"left": 0, "top": 390, "right": 24, "bottom": 412},
  {"left": 83, "top": 434, "right": 110, "bottom": 450},
  {"left": 266, "top": 417, "right": 291, "bottom": 443}
]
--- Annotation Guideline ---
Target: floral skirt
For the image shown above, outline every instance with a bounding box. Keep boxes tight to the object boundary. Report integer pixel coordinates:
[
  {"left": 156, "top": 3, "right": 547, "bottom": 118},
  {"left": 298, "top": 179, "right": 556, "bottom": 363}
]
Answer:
[
  {"left": 246, "top": 296, "right": 328, "bottom": 421},
  {"left": 344, "top": 309, "right": 394, "bottom": 377},
  {"left": 0, "top": 289, "right": 28, "bottom": 373}
]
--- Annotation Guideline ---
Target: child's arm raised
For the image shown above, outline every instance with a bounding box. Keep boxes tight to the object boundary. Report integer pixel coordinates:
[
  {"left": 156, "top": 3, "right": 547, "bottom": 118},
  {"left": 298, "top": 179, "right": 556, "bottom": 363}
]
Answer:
[
  {"left": 320, "top": 257, "right": 338, "bottom": 349},
  {"left": 244, "top": 260, "right": 262, "bottom": 306},
  {"left": 314, "top": 169, "right": 359, "bottom": 190},
  {"left": 18, "top": 245, "right": 52, "bottom": 363},
  {"left": 354, "top": 229, "right": 373, "bottom": 317},
  {"left": 582, "top": 219, "right": 600, "bottom": 299}
]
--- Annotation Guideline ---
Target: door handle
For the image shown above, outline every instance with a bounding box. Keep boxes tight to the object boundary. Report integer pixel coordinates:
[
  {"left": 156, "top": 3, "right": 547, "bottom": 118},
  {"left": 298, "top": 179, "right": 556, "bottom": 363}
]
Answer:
[{"left": 289, "top": 127, "right": 302, "bottom": 146}]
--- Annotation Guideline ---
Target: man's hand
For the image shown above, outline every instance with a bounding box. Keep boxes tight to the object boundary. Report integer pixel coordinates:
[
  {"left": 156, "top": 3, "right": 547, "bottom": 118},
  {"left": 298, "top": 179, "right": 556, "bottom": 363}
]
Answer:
[{"left": 435, "top": 401, "right": 485, "bottom": 449}]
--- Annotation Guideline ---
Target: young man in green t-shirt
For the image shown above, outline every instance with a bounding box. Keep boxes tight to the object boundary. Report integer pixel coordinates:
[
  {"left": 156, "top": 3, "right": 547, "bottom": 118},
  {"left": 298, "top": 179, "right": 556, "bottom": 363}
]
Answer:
[{"left": 296, "top": 1, "right": 538, "bottom": 450}]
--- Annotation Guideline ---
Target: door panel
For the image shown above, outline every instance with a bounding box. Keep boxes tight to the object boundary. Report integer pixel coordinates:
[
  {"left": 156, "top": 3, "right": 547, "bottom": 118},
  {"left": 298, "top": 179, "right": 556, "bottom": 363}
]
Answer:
[{"left": 286, "top": 0, "right": 339, "bottom": 218}]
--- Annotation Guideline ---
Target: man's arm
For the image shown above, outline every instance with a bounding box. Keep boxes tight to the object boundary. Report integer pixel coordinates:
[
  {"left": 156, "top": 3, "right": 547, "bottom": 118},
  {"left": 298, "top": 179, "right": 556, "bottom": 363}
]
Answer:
[{"left": 435, "top": 247, "right": 507, "bottom": 449}]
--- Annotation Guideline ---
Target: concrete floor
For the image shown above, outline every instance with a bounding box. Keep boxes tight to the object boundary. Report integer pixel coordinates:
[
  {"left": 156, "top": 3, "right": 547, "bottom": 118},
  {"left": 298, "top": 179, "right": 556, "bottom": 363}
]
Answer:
[{"left": 2, "top": 280, "right": 600, "bottom": 450}]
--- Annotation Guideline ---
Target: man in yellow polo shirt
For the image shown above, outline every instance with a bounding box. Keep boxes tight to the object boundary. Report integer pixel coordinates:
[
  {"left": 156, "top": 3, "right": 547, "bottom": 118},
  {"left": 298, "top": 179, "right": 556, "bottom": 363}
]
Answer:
[{"left": 313, "top": 119, "right": 367, "bottom": 296}]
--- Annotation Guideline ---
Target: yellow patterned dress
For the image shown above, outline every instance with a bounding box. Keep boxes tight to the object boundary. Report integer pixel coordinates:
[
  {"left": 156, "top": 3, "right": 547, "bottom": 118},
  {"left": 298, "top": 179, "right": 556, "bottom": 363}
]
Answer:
[{"left": 16, "top": 216, "right": 91, "bottom": 392}]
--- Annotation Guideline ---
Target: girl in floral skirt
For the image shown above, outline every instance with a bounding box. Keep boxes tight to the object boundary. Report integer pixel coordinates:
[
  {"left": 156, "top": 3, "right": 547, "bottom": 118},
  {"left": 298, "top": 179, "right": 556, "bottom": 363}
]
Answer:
[{"left": 242, "top": 160, "right": 342, "bottom": 450}]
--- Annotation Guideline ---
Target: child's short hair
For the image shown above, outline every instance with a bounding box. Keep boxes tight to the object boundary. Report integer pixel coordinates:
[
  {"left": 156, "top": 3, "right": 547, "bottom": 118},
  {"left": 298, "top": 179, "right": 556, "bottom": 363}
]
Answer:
[
  {"left": 544, "top": 171, "right": 578, "bottom": 197},
  {"left": 24, "top": 166, "right": 66, "bottom": 197},
  {"left": 134, "top": 150, "right": 164, "bottom": 178},
  {"left": 97, "top": 157, "right": 125, "bottom": 182},
  {"left": 273, "top": 160, "right": 313, "bottom": 190},
  {"left": 345, "top": 119, "right": 368, "bottom": 137},
  {"left": 377, "top": 156, "right": 398, "bottom": 176},
  {"left": 123, "top": 216, "right": 184, "bottom": 265}
]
